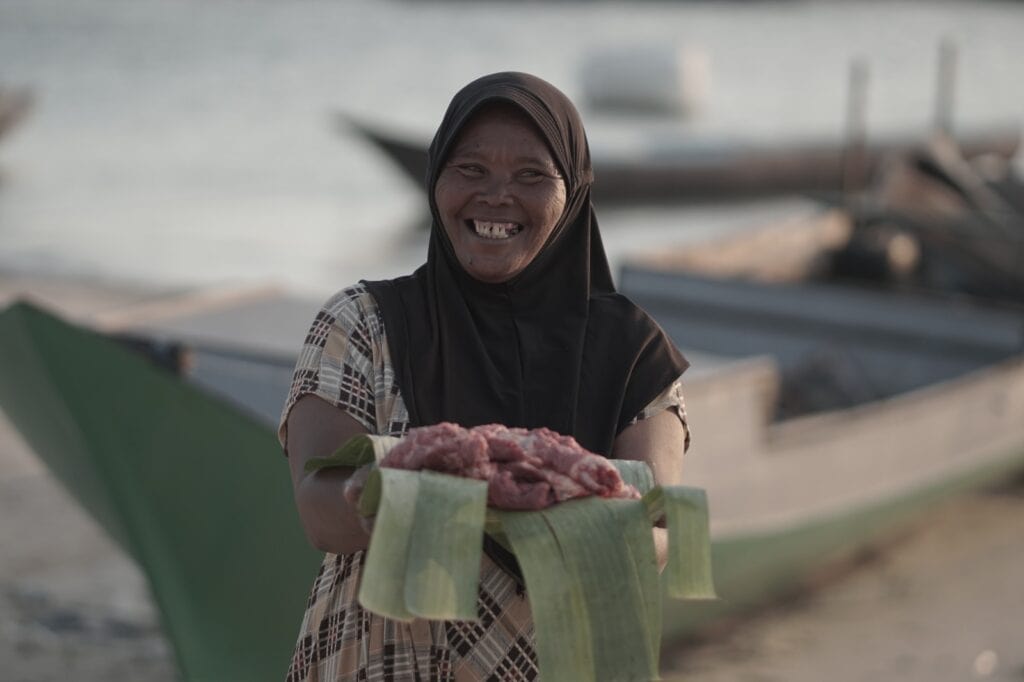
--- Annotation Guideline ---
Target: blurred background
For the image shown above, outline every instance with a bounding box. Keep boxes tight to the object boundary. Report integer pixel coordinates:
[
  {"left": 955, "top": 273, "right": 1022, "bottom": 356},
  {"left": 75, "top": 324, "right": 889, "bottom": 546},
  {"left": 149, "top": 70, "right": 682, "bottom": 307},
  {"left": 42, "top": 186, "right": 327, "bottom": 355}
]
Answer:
[
  {"left": 1, "top": 0, "right": 1023, "bottom": 680},
  {"left": 2, "top": 0, "right": 1022, "bottom": 293}
]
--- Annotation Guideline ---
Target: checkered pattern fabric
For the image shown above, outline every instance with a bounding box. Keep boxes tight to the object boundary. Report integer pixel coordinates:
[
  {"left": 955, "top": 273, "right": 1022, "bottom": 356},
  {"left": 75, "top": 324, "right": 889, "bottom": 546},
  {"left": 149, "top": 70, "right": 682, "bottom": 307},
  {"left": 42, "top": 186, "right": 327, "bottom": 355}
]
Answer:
[
  {"left": 630, "top": 379, "right": 691, "bottom": 452},
  {"left": 278, "top": 284, "right": 688, "bottom": 681}
]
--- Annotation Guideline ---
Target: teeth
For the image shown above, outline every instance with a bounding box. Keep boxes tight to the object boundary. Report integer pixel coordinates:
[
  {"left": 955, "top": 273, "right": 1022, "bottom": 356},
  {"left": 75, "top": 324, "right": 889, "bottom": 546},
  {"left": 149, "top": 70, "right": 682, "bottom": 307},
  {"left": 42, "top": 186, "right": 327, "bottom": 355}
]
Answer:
[{"left": 473, "top": 220, "right": 521, "bottom": 240}]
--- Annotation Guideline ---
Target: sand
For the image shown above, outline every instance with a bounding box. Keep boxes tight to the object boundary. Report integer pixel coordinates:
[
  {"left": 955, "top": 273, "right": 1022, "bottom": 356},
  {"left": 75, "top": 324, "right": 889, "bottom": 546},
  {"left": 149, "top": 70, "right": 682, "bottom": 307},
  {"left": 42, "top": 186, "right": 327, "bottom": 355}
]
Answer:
[
  {"left": 1, "top": 273, "right": 1023, "bottom": 682},
  {"left": 0, "top": 413, "right": 177, "bottom": 681},
  {"left": 664, "top": 478, "right": 1024, "bottom": 682}
]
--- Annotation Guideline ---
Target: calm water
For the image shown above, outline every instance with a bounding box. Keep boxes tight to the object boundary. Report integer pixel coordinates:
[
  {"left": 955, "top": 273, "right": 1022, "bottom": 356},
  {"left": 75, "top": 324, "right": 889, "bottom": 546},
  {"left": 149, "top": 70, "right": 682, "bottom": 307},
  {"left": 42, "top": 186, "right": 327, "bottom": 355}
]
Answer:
[{"left": 0, "top": 0, "right": 1022, "bottom": 296}]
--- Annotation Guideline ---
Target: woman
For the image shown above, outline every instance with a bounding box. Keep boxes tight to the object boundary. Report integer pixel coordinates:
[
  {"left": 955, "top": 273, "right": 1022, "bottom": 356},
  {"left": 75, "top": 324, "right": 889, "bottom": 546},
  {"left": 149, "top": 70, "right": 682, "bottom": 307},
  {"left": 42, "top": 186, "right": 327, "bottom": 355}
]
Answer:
[{"left": 279, "top": 72, "right": 690, "bottom": 681}]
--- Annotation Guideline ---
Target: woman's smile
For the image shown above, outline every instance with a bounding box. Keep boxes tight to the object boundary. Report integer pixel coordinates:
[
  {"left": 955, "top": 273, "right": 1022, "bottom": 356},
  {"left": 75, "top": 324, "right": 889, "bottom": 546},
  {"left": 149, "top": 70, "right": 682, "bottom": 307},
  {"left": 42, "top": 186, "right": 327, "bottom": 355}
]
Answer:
[{"left": 468, "top": 219, "right": 523, "bottom": 240}]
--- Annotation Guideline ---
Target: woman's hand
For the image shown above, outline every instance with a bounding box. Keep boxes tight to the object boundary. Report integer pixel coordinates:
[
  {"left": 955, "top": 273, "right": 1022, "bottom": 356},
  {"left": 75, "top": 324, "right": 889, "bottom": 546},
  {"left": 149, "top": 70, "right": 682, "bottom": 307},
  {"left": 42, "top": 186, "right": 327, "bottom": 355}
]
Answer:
[
  {"left": 286, "top": 395, "right": 375, "bottom": 555},
  {"left": 342, "top": 463, "right": 373, "bottom": 508},
  {"left": 343, "top": 463, "right": 377, "bottom": 536}
]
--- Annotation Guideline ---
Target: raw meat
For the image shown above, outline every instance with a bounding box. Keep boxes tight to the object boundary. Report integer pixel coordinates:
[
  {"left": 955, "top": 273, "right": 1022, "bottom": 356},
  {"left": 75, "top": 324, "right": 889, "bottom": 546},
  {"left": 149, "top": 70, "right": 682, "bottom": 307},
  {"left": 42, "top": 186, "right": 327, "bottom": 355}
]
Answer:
[
  {"left": 383, "top": 421, "right": 494, "bottom": 480},
  {"left": 380, "top": 422, "right": 640, "bottom": 510}
]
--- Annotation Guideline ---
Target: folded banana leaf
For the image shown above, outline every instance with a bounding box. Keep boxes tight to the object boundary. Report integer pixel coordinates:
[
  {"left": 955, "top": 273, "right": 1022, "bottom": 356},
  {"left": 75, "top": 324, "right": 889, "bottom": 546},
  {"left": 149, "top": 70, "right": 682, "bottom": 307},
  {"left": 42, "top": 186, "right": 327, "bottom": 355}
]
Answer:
[
  {"left": 357, "top": 467, "right": 487, "bottom": 621},
  {"left": 645, "top": 486, "right": 717, "bottom": 600},
  {"left": 308, "top": 434, "right": 716, "bottom": 682},
  {"left": 305, "top": 434, "right": 398, "bottom": 469}
]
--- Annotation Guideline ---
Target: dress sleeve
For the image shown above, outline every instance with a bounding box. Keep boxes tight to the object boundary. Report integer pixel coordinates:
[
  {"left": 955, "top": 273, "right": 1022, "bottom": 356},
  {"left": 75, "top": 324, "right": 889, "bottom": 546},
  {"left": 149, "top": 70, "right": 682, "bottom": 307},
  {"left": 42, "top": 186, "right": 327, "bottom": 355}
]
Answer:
[
  {"left": 277, "top": 286, "right": 380, "bottom": 452},
  {"left": 629, "top": 376, "right": 691, "bottom": 453}
]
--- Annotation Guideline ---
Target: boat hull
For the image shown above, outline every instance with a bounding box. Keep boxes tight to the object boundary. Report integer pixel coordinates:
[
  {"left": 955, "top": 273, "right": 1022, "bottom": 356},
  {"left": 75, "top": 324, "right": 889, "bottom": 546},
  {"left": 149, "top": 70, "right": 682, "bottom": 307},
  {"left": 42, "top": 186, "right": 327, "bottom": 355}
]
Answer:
[
  {"left": 340, "top": 113, "right": 1022, "bottom": 205},
  {"left": 0, "top": 302, "right": 321, "bottom": 682}
]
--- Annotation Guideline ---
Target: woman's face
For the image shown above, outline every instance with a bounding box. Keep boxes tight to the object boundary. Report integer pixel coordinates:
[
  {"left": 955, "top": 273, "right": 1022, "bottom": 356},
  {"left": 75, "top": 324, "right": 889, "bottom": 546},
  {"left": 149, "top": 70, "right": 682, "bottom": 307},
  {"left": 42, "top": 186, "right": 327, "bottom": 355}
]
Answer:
[{"left": 434, "top": 105, "right": 567, "bottom": 284}]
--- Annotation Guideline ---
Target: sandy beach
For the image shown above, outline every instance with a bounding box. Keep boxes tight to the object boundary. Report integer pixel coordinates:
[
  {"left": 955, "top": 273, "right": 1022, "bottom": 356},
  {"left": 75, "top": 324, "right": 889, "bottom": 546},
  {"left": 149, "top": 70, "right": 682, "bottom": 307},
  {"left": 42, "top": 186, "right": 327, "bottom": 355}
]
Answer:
[
  {"left": 665, "top": 476, "right": 1024, "bottom": 682},
  {"left": 1, "top": 274, "right": 1023, "bottom": 682},
  {"left": 0, "top": 409, "right": 177, "bottom": 681}
]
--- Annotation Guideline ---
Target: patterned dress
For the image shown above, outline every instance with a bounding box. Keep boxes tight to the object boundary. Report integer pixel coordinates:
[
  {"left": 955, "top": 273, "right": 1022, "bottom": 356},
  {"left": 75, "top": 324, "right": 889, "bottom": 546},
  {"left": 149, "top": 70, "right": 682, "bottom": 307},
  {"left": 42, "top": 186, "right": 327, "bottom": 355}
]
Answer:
[{"left": 278, "top": 284, "right": 688, "bottom": 682}]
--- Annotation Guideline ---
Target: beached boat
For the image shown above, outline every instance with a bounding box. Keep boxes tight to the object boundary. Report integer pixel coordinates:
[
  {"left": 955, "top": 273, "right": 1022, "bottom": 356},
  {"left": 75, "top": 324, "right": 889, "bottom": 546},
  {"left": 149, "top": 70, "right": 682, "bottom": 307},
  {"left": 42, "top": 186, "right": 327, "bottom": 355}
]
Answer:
[
  {"left": 0, "top": 302, "right": 321, "bottom": 682},
  {"left": 2, "top": 214, "right": 1023, "bottom": 675},
  {"left": 616, "top": 210, "right": 1024, "bottom": 636},
  {"left": 338, "top": 112, "right": 1021, "bottom": 205}
]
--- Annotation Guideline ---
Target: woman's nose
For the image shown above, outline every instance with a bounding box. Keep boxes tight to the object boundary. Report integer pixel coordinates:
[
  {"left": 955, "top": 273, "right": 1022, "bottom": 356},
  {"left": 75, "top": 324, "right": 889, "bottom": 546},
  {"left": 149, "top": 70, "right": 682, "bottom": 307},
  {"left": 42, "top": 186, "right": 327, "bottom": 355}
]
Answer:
[{"left": 478, "top": 174, "right": 514, "bottom": 204}]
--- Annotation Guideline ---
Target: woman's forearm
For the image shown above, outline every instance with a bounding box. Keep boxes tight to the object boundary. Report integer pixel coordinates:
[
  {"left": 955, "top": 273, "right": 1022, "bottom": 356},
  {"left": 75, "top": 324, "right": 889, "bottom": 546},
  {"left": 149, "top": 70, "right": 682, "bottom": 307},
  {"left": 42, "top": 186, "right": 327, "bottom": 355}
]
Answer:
[
  {"left": 286, "top": 396, "right": 374, "bottom": 555},
  {"left": 612, "top": 410, "right": 686, "bottom": 574}
]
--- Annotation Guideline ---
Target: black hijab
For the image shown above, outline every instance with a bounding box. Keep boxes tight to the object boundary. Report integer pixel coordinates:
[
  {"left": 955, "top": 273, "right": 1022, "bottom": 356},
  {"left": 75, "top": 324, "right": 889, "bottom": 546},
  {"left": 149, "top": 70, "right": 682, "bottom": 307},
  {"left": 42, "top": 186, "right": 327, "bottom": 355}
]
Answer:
[{"left": 363, "top": 72, "right": 687, "bottom": 457}]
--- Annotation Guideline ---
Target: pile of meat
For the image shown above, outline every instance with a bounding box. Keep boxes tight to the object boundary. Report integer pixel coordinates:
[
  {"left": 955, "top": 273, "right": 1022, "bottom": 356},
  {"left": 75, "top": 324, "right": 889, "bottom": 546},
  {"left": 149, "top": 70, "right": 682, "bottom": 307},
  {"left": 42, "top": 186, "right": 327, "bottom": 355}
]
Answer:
[{"left": 379, "top": 422, "right": 640, "bottom": 511}]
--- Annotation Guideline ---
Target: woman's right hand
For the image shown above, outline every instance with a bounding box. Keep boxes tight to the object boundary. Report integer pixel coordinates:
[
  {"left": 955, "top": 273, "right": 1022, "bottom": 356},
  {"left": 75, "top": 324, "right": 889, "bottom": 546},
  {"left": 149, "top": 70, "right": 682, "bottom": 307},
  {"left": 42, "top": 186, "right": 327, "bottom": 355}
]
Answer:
[
  {"left": 342, "top": 463, "right": 372, "bottom": 508},
  {"left": 343, "top": 463, "right": 376, "bottom": 535}
]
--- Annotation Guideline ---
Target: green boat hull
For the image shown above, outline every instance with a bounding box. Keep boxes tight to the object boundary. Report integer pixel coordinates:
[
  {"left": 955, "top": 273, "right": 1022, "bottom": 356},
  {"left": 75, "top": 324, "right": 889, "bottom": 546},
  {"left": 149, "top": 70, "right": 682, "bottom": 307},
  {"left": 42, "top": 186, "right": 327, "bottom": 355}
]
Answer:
[
  {"left": 662, "top": 443, "right": 1024, "bottom": 641},
  {"left": 0, "top": 302, "right": 321, "bottom": 682}
]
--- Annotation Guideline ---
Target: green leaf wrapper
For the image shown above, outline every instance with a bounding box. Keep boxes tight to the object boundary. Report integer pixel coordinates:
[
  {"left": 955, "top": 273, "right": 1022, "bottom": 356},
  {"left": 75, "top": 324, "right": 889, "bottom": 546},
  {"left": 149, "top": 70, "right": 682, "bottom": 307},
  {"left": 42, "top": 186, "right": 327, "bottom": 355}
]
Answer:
[
  {"left": 304, "top": 434, "right": 401, "bottom": 473},
  {"left": 498, "top": 509, "right": 593, "bottom": 680},
  {"left": 357, "top": 468, "right": 421, "bottom": 621},
  {"left": 542, "top": 498, "right": 658, "bottom": 681},
  {"left": 306, "top": 434, "right": 716, "bottom": 681},
  {"left": 404, "top": 471, "right": 487, "bottom": 620},
  {"left": 658, "top": 486, "right": 717, "bottom": 600}
]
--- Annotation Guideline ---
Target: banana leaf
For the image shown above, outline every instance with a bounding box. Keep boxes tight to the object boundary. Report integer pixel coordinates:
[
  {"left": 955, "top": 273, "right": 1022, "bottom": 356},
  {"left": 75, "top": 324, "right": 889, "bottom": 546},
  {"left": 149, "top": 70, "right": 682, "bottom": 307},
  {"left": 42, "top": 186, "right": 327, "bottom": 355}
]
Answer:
[
  {"left": 500, "top": 509, "right": 594, "bottom": 679},
  {"left": 618, "top": 498, "right": 663, "bottom": 667},
  {"left": 344, "top": 464, "right": 489, "bottom": 622},
  {"left": 542, "top": 497, "right": 658, "bottom": 680},
  {"left": 356, "top": 467, "right": 421, "bottom": 621},
  {"left": 309, "top": 434, "right": 715, "bottom": 681},
  {"left": 647, "top": 486, "right": 717, "bottom": 600},
  {"left": 404, "top": 470, "right": 487, "bottom": 619},
  {"left": 305, "top": 433, "right": 399, "bottom": 471}
]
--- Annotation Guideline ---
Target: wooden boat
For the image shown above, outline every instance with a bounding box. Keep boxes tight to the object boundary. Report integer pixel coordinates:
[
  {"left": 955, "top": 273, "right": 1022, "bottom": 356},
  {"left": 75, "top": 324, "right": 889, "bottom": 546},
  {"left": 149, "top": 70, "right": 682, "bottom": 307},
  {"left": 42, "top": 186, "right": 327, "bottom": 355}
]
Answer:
[
  {"left": 616, "top": 210, "right": 1024, "bottom": 636},
  {"left": 338, "top": 112, "right": 1022, "bottom": 205},
  {"left": 839, "top": 133, "right": 1024, "bottom": 304},
  {"left": 2, "top": 217, "right": 1023, "bottom": 674},
  {"left": 0, "top": 86, "right": 33, "bottom": 142}
]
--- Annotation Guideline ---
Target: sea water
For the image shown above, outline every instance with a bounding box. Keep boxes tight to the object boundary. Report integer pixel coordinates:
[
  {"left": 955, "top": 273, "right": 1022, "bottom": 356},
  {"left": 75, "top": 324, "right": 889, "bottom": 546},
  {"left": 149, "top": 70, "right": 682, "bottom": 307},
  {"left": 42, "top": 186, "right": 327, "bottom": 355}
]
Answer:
[{"left": 0, "top": 0, "right": 1021, "bottom": 296}]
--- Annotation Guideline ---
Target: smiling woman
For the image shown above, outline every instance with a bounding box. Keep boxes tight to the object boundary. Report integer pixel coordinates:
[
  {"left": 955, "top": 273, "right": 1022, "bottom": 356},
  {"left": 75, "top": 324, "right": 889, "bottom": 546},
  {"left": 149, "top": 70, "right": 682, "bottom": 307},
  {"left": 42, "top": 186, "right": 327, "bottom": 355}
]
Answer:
[
  {"left": 278, "top": 72, "right": 690, "bottom": 682},
  {"left": 434, "top": 103, "right": 568, "bottom": 283}
]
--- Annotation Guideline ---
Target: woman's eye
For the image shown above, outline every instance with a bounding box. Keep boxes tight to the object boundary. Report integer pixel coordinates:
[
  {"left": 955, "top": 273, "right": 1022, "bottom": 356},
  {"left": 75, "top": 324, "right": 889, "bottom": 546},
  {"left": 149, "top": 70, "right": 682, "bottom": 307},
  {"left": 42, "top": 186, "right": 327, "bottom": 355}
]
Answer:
[
  {"left": 518, "top": 170, "right": 545, "bottom": 182},
  {"left": 455, "top": 164, "right": 484, "bottom": 177}
]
